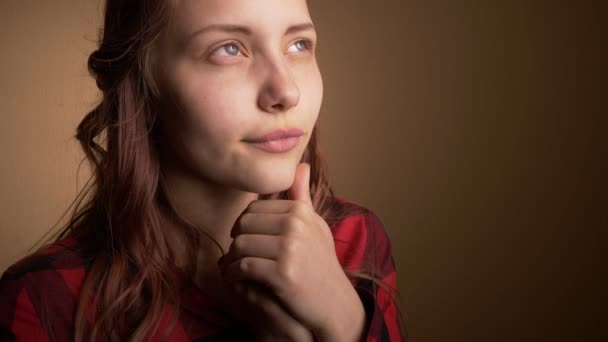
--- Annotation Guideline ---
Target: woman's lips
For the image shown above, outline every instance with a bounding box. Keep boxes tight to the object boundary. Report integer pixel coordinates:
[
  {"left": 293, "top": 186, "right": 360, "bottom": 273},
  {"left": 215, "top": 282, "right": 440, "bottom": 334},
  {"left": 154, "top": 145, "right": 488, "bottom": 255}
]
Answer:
[
  {"left": 243, "top": 128, "right": 304, "bottom": 153},
  {"left": 248, "top": 136, "right": 301, "bottom": 153}
]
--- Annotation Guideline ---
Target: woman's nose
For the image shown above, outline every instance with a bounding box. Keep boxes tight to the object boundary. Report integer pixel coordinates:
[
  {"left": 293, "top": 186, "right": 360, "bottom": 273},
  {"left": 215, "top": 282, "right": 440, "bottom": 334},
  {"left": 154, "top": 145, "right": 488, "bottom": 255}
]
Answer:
[{"left": 257, "top": 63, "right": 300, "bottom": 113}]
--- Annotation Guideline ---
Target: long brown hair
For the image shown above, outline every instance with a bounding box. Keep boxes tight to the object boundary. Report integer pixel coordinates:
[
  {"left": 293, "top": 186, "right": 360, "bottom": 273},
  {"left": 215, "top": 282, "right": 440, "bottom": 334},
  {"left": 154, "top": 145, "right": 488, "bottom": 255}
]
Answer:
[
  {"left": 58, "top": 0, "right": 337, "bottom": 340},
  {"left": 35, "top": 0, "right": 404, "bottom": 340}
]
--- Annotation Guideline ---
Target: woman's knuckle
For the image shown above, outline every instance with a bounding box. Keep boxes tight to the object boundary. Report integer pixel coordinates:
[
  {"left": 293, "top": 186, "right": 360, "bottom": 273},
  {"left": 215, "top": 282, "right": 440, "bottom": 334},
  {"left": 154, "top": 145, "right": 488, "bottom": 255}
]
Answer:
[
  {"left": 292, "top": 201, "right": 308, "bottom": 215},
  {"left": 234, "top": 235, "right": 247, "bottom": 252},
  {"left": 284, "top": 216, "right": 303, "bottom": 235},
  {"left": 277, "top": 263, "right": 295, "bottom": 284},
  {"left": 238, "top": 258, "right": 251, "bottom": 273},
  {"left": 239, "top": 213, "right": 251, "bottom": 227},
  {"left": 279, "top": 238, "right": 296, "bottom": 255}
]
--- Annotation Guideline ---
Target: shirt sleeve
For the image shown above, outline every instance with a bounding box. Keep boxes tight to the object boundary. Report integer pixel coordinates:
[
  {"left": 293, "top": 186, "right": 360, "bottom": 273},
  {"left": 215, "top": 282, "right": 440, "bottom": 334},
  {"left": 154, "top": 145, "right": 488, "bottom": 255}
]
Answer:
[
  {"left": 346, "top": 210, "right": 403, "bottom": 342},
  {"left": 330, "top": 200, "right": 404, "bottom": 341},
  {"left": 0, "top": 272, "right": 50, "bottom": 342},
  {"left": 0, "top": 241, "right": 83, "bottom": 342}
]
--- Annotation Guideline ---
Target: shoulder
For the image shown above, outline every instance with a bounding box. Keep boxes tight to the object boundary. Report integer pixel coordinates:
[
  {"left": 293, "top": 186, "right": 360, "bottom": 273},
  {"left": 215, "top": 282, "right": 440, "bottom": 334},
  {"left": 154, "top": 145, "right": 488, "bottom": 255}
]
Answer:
[
  {"left": 323, "top": 196, "right": 388, "bottom": 241},
  {"left": 1, "top": 238, "right": 87, "bottom": 283},
  {"left": 0, "top": 238, "right": 88, "bottom": 339},
  {"left": 323, "top": 197, "right": 393, "bottom": 274},
  {"left": 326, "top": 197, "right": 385, "bottom": 236}
]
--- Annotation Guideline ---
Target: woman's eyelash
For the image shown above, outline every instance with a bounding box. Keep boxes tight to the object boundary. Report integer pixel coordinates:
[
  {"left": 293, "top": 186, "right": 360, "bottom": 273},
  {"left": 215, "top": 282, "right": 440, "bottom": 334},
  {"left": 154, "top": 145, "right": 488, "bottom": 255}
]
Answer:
[
  {"left": 211, "top": 38, "right": 315, "bottom": 58},
  {"left": 291, "top": 39, "right": 315, "bottom": 52},
  {"left": 213, "top": 42, "right": 245, "bottom": 57}
]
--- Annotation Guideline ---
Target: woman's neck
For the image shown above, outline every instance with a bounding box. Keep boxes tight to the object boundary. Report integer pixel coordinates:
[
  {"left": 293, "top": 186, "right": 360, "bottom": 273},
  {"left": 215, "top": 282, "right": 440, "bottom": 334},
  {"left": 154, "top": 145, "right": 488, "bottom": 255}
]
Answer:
[{"left": 160, "top": 162, "right": 259, "bottom": 261}]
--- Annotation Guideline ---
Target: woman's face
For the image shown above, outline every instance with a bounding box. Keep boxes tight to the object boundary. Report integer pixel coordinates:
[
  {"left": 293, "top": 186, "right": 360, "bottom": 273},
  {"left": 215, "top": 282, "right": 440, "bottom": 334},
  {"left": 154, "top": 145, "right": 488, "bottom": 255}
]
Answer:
[{"left": 154, "top": 0, "right": 323, "bottom": 195}]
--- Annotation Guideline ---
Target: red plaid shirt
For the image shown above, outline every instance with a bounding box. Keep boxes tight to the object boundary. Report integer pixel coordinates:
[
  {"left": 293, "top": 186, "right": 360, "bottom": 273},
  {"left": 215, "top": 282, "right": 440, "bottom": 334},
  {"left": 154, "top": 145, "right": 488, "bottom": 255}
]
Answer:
[{"left": 0, "top": 198, "right": 402, "bottom": 341}]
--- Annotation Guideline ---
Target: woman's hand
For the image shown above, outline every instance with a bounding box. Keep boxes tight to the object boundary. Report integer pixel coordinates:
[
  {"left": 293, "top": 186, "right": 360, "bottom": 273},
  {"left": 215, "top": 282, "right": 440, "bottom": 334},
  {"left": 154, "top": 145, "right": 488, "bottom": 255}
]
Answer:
[
  {"left": 218, "top": 163, "right": 366, "bottom": 341},
  {"left": 224, "top": 281, "right": 314, "bottom": 342}
]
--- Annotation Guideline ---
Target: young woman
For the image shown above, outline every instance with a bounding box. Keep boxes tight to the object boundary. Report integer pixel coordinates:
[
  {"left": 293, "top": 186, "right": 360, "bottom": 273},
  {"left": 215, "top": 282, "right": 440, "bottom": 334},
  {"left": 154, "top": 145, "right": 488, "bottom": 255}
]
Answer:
[{"left": 0, "top": 0, "right": 403, "bottom": 341}]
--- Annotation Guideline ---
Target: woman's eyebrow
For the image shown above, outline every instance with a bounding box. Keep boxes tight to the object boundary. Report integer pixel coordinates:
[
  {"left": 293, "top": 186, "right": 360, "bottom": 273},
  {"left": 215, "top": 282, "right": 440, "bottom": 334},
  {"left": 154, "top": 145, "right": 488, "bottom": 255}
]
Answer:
[
  {"left": 284, "top": 22, "right": 315, "bottom": 36},
  {"left": 187, "top": 22, "right": 316, "bottom": 42}
]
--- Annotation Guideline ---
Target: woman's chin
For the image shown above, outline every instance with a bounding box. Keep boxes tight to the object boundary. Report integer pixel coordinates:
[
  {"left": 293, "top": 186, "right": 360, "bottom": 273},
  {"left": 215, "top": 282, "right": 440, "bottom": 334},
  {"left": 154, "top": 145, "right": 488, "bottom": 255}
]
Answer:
[
  {"left": 239, "top": 165, "right": 296, "bottom": 195},
  {"left": 253, "top": 176, "right": 294, "bottom": 195}
]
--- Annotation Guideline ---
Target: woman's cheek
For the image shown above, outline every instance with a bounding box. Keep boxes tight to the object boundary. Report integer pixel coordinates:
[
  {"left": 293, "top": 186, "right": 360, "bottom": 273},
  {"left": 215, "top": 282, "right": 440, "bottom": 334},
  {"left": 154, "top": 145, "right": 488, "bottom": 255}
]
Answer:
[
  {"left": 298, "top": 63, "right": 323, "bottom": 103},
  {"left": 187, "top": 96, "right": 250, "bottom": 150}
]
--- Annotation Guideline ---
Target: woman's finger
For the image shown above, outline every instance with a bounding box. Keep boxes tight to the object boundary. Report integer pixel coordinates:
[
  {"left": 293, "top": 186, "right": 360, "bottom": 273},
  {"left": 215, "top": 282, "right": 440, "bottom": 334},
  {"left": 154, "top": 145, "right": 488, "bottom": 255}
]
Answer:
[
  {"left": 245, "top": 199, "right": 295, "bottom": 214},
  {"left": 220, "top": 257, "right": 280, "bottom": 289},
  {"left": 232, "top": 211, "right": 310, "bottom": 238},
  {"left": 231, "top": 212, "right": 286, "bottom": 237},
  {"left": 222, "top": 234, "right": 282, "bottom": 265}
]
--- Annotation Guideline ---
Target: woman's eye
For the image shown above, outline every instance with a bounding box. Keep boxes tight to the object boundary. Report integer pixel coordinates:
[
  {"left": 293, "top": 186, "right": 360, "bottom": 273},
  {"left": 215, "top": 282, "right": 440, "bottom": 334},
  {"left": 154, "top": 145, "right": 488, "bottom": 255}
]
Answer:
[
  {"left": 211, "top": 42, "right": 243, "bottom": 57},
  {"left": 287, "top": 39, "right": 312, "bottom": 54}
]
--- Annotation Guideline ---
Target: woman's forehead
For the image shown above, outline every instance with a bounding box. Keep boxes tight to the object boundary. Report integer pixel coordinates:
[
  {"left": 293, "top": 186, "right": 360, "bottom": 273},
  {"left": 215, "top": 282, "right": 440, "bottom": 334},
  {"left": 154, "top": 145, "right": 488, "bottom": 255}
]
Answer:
[{"left": 171, "top": 0, "right": 312, "bottom": 34}]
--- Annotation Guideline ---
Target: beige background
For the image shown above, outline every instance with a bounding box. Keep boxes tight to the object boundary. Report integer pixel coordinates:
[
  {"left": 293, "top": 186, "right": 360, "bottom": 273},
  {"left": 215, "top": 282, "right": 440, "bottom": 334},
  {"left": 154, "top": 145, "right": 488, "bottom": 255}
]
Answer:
[{"left": 0, "top": 0, "right": 604, "bottom": 341}]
